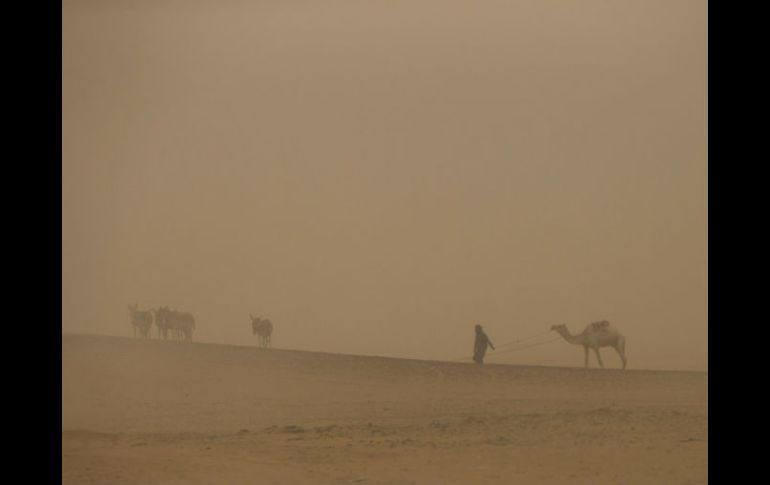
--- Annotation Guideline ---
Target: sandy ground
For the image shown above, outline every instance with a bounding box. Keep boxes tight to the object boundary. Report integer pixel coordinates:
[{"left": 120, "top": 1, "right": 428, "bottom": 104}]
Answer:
[{"left": 62, "top": 334, "right": 707, "bottom": 485}]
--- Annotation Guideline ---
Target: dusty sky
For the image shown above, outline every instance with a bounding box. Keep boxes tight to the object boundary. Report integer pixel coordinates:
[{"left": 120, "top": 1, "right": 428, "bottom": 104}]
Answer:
[{"left": 62, "top": 0, "right": 707, "bottom": 371}]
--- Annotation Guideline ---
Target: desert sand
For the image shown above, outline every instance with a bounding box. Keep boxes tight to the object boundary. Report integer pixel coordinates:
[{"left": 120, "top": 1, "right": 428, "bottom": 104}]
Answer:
[{"left": 62, "top": 334, "right": 707, "bottom": 485}]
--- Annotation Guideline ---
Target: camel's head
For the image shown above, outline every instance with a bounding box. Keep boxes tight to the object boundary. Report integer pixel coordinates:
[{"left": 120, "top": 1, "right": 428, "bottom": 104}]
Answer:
[{"left": 550, "top": 324, "right": 566, "bottom": 331}]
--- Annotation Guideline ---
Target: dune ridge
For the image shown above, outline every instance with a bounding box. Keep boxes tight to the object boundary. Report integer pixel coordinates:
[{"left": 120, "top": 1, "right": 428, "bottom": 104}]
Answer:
[{"left": 63, "top": 333, "right": 707, "bottom": 485}]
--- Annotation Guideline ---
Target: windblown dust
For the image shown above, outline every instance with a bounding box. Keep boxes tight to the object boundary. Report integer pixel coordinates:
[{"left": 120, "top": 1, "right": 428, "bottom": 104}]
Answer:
[{"left": 62, "top": 334, "right": 707, "bottom": 485}]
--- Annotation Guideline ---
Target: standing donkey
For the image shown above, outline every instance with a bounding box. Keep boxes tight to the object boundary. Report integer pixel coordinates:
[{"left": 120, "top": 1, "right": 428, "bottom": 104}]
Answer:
[
  {"left": 250, "top": 314, "right": 273, "bottom": 348},
  {"left": 154, "top": 306, "right": 195, "bottom": 342},
  {"left": 128, "top": 304, "right": 153, "bottom": 339}
]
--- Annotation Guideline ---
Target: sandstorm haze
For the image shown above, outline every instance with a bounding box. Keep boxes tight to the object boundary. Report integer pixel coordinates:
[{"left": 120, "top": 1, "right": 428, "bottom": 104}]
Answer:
[{"left": 62, "top": 0, "right": 707, "bottom": 370}]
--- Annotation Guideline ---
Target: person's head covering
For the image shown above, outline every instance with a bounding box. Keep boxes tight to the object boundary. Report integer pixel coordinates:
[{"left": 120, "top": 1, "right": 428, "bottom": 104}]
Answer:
[{"left": 475, "top": 324, "right": 482, "bottom": 332}]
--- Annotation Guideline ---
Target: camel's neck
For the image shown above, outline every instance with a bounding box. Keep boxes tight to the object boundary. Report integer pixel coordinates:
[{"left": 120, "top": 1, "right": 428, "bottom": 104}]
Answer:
[{"left": 555, "top": 327, "right": 583, "bottom": 345}]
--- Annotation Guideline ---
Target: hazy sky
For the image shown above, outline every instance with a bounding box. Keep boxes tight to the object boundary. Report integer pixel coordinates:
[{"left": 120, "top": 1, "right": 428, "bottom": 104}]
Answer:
[{"left": 62, "top": 0, "right": 707, "bottom": 370}]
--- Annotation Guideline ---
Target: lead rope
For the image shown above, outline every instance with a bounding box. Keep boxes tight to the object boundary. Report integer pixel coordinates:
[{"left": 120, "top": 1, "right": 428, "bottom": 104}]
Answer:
[
  {"left": 486, "top": 335, "right": 562, "bottom": 357},
  {"left": 439, "top": 329, "right": 560, "bottom": 363},
  {"left": 493, "top": 329, "right": 554, "bottom": 349}
]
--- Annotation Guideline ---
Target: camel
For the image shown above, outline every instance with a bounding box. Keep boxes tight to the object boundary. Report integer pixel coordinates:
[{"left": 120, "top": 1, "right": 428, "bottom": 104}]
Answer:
[
  {"left": 551, "top": 320, "right": 627, "bottom": 369},
  {"left": 250, "top": 314, "right": 273, "bottom": 348},
  {"left": 128, "top": 304, "right": 153, "bottom": 339}
]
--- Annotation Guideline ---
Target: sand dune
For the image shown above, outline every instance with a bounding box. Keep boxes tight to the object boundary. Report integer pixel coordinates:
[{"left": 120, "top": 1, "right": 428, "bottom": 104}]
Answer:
[{"left": 62, "top": 334, "right": 707, "bottom": 485}]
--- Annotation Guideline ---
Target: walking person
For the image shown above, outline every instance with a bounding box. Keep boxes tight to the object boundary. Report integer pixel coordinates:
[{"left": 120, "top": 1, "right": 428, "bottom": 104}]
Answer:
[{"left": 473, "top": 324, "right": 495, "bottom": 364}]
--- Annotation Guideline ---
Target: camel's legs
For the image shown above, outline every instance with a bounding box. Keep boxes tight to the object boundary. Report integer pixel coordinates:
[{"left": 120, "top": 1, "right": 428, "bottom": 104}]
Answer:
[
  {"left": 593, "top": 348, "right": 604, "bottom": 368},
  {"left": 615, "top": 343, "right": 627, "bottom": 370},
  {"left": 583, "top": 346, "right": 589, "bottom": 368}
]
